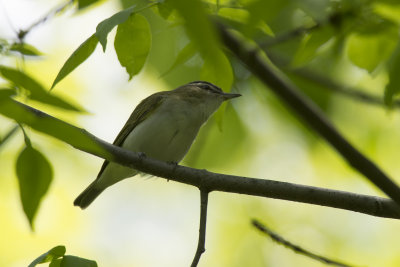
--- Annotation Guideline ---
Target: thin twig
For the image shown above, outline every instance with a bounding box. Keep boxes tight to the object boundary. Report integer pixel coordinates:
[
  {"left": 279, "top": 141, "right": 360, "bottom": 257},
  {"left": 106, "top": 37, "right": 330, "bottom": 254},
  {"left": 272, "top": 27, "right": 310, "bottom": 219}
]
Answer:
[
  {"left": 252, "top": 219, "right": 355, "bottom": 267},
  {"left": 17, "top": 0, "right": 74, "bottom": 41},
  {"left": 259, "top": 23, "right": 321, "bottom": 48},
  {"left": 216, "top": 22, "right": 400, "bottom": 207},
  {"left": 292, "top": 67, "right": 400, "bottom": 108},
  {"left": 266, "top": 52, "right": 400, "bottom": 109},
  {"left": 191, "top": 189, "right": 209, "bottom": 267},
  {"left": 0, "top": 124, "right": 18, "bottom": 150},
  {"left": 257, "top": 10, "right": 347, "bottom": 48},
  {"left": 1, "top": 100, "right": 400, "bottom": 219}
]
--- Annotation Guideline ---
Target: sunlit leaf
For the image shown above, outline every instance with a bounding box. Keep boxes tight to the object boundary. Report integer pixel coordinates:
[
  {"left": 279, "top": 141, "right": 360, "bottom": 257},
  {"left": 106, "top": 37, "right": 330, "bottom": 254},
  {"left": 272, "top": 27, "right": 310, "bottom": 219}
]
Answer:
[
  {"left": 77, "top": 0, "right": 99, "bottom": 9},
  {"left": 9, "top": 43, "right": 42, "bottom": 56},
  {"left": 95, "top": 5, "right": 136, "bottom": 51},
  {"left": 161, "top": 42, "right": 196, "bottom": 77},
  {"left": 347, "top": 27, "right": 398, "bottom": 72},
  {"left": 385, "top": 43, "right": 400, "bottom": 105},
  {"left": 218, "top": 7, "right": 248, "bottom": 23},
  {"left": 114, "top": 13, "right": 151, "bottom": 80},
  {"left": 28, "top": 246, "right": 66, "bottom": 267},
  {"left": 52, "top": 34, "right": 99, "bottom": 89},
  {"left": 0, "top": 66, "right": 84, "bottom": 112},
  {"left": 60, "top": 255, "right": 97, "bottom": 267},
  {"left": 374, "top": 2, "right": 400, "bottom": 24},
  {"left": 169, "top": 0, "right": 219, "bottom": 58},
  {"left": 16, "top": 143, "right": 53, "bottom": 229}
]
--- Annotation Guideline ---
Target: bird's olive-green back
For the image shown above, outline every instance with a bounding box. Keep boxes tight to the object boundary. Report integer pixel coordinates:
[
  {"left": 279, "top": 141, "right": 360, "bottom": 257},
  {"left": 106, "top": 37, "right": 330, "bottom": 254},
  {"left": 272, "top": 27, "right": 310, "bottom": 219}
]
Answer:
[{"left": 96, "top": 92, "right": 167, "bottom": 179}]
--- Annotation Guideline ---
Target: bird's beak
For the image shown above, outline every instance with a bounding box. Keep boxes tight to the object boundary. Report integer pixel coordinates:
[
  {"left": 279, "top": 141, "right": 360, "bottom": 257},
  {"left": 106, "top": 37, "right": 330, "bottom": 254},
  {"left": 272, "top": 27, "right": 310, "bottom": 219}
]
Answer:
[{"left": 222, "top": 92, "right": 242, "bottom": 100}]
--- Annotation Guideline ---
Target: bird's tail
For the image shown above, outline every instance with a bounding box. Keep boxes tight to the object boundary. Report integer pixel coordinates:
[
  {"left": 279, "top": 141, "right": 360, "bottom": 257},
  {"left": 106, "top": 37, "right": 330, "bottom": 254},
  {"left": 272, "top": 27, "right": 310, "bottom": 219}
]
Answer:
[{"left": 74, "top": 181, "right": 105, "bottom": 209}]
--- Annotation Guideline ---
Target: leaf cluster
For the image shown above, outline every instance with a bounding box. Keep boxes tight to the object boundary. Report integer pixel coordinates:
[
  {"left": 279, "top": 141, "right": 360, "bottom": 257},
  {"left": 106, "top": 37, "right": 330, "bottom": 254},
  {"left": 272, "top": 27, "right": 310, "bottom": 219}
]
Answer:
[{"left": 28, "top": 245, "right": 97, "bottom": 267}]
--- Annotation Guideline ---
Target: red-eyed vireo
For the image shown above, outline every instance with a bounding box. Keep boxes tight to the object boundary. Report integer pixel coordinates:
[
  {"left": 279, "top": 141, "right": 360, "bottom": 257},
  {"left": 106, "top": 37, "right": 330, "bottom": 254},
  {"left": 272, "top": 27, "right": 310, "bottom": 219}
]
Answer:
[{"left": 74, "top": 81, "right": 241, "bottom": 209}]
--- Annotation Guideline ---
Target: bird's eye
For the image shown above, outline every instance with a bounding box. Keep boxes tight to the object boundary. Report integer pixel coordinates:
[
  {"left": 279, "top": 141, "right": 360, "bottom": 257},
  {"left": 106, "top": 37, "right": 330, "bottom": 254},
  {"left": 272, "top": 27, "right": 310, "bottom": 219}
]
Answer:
[
  {"left": 199, "top": 84, "right": 217, "bottom": 93},
  {"left": 200, "top": 84, "right": 211, "bottom": 90}
]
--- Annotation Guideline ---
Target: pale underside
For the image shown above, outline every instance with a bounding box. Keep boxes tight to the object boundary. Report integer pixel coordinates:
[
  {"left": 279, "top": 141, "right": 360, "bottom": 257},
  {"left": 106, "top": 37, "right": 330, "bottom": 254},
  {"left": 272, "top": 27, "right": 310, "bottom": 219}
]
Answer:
[{"left": 95, "top": 95, "right": 222, "bottom": 189}]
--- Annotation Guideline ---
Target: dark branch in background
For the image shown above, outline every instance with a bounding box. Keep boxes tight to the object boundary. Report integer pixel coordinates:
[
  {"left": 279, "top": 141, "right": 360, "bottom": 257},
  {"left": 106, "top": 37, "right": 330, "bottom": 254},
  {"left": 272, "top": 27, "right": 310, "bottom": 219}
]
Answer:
[
  {"left": 191, "top": 190, "right": 209, "bottom": 267},
  {"left": 268, "top": 53, "right": 400, "bottom": 109},
  {"left": 290, "top": 67, "right": 400, "bottom": 108},
  {"left": 252, "top": 220, "right": 354, "bottom": 267},
  {"left": 216, "top": 23, "right": 400, "bottom": 207},
  {"left": 258, "top": 11, "right": 343, "bottom": 48},
  {"left": 2, "top": 100, "right": 400, "bottom": 219},
  {"left": 259, "top": 23, "right": 321, "bottom": 48}
]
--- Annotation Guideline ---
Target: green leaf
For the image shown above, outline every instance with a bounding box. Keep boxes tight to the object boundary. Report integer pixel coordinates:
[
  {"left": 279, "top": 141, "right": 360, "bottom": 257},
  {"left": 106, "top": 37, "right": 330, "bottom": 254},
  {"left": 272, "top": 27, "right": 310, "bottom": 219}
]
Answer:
[
  {"left": 246, "top": 0, "right": 289, "bottom": 24},
  {"left": 157, "top": 0, "right": 174, "bottom": 20},
  {"left": 9, "top": 43, "right": 42, "bottom": 56},
  {"left": 60, "top": 255, "right": 97, "bottom": 267},
  {"left": 114, "top": 13, "right": 151, "bottom": 80},
  {"left": 0, "top": 88, "right": 16, "bottom": 99},
  {"left": 169, "top": 0, "right": 219, "bottom": 58},
  {"left": 77, "top": 0, "right": 99, "bottom": 9},
  {"left": 347, "top": 27, "right": 398, "bottom": 72},
  {"left": 16, "top": 144, "right": 53, "bottom": 229},
  {"left": 49, "top": 259, "right": 62, "bottom": 267},
  {"left": 0, "top": 99, "right": 106, "bottom": 158},
  {"left": 292, "top": 26, "right": 334, "bottom": 67},
  {"left": 184, "top": 104, "right": 247, "bottom": 168},
  {"left": 0, "top": 66, "right": 84, "bottom": 112},
  {"left": 52, "top": 34, "right": 98, "bottom": 89},
  {"left": 95, "top": 5, "right": 136, "bottom": 51},
  {"left": 385, "top": 42, "right": 400, "bottom": 105},
  {"left": 160, "top": 42, "right": 196, "bottom": 77},
  {"left": 200, "top": 51, "right": 233, "bottom": 91},
  {"left": 28, "top": 246, "right": 66, "bottom": 267},
  {"left": 201, "top": 51, "right": 234, "bottom": 129}
]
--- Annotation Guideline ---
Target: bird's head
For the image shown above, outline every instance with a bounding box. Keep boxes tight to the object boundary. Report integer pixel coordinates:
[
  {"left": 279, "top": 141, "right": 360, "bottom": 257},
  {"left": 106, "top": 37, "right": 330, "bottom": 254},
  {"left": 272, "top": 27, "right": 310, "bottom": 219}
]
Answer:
[{"left": 174, "top": 81, "right": 241, "bottom": 102}]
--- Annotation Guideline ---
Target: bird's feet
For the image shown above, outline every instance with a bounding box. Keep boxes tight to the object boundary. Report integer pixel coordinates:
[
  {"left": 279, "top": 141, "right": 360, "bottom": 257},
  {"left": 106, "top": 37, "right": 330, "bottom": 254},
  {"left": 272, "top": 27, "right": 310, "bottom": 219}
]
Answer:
[
  {"left": 167, "top": 161, "right": 178, "bottom": 166},
  {"left": 137, "top": 152, "right": 147, "bottom": 159}
]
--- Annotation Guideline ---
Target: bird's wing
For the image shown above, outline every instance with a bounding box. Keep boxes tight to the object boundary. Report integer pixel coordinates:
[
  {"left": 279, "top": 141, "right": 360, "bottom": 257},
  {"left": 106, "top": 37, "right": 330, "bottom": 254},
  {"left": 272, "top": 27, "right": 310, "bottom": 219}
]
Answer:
[{"left": 96, "top": 92, "right": 167, "bottom": 178}]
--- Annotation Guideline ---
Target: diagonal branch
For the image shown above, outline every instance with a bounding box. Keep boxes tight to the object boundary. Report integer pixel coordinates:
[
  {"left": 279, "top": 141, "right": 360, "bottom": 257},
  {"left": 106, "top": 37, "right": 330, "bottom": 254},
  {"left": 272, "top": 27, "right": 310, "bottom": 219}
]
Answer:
[
  {"left": 252, "top": 219, "right": 355, "bottom": 267},
  {"left": 0, "top": 124, "right": 18, "bottom": 151},
  {"left": 17, "top": 0, "right": 74, "bottom": 41},
  {"left": 216, "top": 23, "right": 400, "bottom": 207},
  {"left": 0, "top": 99, "right": 400, "bottom": 219},
  {"left": 191, "top": 189, "right": 209, "bottom": 267},
  {"left": 266, "top": 53, "right": 400, "bottom": 109}
]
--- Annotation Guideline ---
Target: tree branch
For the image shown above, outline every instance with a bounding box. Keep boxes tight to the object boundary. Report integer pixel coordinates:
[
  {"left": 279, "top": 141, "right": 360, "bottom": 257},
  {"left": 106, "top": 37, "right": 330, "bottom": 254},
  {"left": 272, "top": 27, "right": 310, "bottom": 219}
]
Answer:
[
  {"left": 1, "top": 99, "right": 400, "bottom": 219},
  {"left": 17, "top": 0, "right": 74, "bottom": 41},
  {"left": 266, "top": 53, "right": 400, "bottom": 109},
  {"left": 216, "top": 23, "right": 400, "bottom": 207},
  {"left": 191, "top": 189, "right": 209, "bottom": 267},
  {"left": 252, "top": 219, "right": 354, "bottom": 267},
  {"left": 0, "top": 124, "right": 18, "bottom": 151}
]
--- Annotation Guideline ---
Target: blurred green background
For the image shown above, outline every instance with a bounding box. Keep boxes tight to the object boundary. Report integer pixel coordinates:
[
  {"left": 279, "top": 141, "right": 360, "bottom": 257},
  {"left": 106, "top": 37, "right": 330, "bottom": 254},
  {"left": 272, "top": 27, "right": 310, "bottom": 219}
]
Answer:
[{"left": 2, "top": 0, "right": 400, "bottom": 266}]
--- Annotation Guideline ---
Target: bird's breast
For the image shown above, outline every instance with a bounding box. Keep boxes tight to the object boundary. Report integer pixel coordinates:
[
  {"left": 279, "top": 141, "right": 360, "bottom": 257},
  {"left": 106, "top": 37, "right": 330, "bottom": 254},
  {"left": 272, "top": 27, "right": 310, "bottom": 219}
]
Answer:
[{"left": 122, "top": 99, "right": 206, "bottom": 162}]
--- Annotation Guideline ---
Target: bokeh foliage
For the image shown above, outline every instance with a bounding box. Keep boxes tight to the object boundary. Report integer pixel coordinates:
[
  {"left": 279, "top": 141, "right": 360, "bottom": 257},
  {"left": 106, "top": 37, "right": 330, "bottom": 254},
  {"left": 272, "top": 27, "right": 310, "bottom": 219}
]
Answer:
[{"left": 2, "top": 0, "right": 400, "bottom": 266}]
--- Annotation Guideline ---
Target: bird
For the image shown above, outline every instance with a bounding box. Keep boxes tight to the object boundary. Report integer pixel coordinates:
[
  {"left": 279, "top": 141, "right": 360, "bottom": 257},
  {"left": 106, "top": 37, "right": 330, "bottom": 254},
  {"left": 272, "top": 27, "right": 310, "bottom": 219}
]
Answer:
[{"left": 74, "top": 81, "right": 241, "bottom": 209}]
